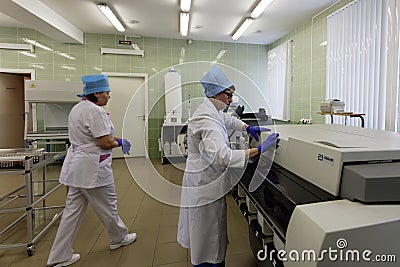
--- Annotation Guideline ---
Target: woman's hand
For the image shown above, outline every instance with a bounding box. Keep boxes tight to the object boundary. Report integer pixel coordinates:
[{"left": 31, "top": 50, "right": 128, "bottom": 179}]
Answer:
[
  {"left": 117, "top": 139, "right": 131, "bottom": 155},
  {"left": 246, "top": 126, "right": 271, "bottom": 141}
]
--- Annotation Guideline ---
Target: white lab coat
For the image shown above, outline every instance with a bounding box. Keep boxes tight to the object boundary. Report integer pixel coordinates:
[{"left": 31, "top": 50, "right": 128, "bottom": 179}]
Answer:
[
  {"left": 59, "top": 100, "right": 114, "bottom": 188},
  {"left": 47, "top": 100, "right": 128, "bottom": 265},
  {"left": 177, "top": 98, "right": 246, "bottom": 265}
]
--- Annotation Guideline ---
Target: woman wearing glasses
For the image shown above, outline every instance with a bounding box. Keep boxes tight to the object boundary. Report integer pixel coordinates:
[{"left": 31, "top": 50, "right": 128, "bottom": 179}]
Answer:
[{"left": 177, "top": 65, "right": 279, "bottom": 266}]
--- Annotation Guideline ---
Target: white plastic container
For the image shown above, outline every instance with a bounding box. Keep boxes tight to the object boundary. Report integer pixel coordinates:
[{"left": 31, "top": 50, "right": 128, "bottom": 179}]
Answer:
[
  {"left": 163, "top": 141, "right": 171, "bottom": 155},
  {"left": 171, "top": 141, "right": 180, "bottom": 155}
]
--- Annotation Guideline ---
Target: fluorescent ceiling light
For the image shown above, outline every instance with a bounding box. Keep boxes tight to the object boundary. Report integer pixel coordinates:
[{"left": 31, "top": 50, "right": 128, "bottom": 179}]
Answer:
[
  {"left": 55, "top": 51, "right": 76, "bottom": 60},
  {"left": 0, "top": 42, "right": 33, "bottom": 52},
  {"left": 98, "top": 3, "right": 125, "bottom": 32},
  {"left": 60, "top": 65, "right": 77, "bottom": 70},
  {"left": 211, "top": 49, "right": 226, "bottom": 63},
  {"left": 131, "top": 44, "right": 141, "bottom": 51},
  {"left": 179, "top": 47, "right": 186, "bottom": 64},
  {"left": 232, "top": 18, "right": 254, "bottom": 40},
  {"left": 180, "top": 12, "right": 190, "bottom": 37},
  {"left": 22, "top": 38, "right": 53, "bottom": 52},
  {"left": 250, "top": 0, "right": 274, "bottom": 19},
  {"left": 216, "top": 49, "right": 226, "bottom": 60},
  {"left": 180, "top": 47, "right": 186, "bottom": 57},
  {"left": 180, "top": 0, "right": 191, "bottom": 12},
  {"left": 19, "top": 51, "right": 36, "bottom": 58},
  {"left": 29, "top": 64, "right": 45, "bottom": 69}
]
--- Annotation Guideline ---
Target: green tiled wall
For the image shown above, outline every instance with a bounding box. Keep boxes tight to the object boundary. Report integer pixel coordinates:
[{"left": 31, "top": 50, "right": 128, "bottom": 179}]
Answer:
[
  {"left": 0, "top": 28, "right": 268, "bottom": 158},
  {"left": 268, "top": 0, "right": 353, "bottom": 124}
]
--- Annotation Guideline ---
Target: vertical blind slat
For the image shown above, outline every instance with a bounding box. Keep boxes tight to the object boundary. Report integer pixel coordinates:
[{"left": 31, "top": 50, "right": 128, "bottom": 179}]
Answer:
[{"left": 325, "top": 0, "right": 395, "bottom": 130}]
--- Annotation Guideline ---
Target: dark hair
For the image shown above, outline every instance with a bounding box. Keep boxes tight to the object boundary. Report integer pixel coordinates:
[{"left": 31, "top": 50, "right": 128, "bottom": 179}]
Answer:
[{"left": 85, "top": 93, "right": 98, "bottom": 103}]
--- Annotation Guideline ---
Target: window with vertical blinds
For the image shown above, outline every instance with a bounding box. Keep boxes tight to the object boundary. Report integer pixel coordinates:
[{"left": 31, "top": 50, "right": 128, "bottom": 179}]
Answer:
[
  {"left": 266, "top": 41, "right": 291, "bottom": 121},
  {"left": 326, "top": 0, "right": 399, "bottom": 131}
]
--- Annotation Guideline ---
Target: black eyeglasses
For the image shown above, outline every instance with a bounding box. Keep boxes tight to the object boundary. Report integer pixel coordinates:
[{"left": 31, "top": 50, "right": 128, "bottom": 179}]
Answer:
[{"left": 222, "top": 91, "right": 234, "bottom": 99}]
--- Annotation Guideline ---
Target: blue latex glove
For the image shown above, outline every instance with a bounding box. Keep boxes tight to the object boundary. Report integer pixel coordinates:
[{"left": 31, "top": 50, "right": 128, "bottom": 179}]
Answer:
[
  {"left": 257, "top": 133, "right": 280, "bottom": 153},
  {"left": 117, "top": 139, "right": 131, "bottom": 155},
  {"left": 246, "top": 126, "right": 271, "bottom": 141}
]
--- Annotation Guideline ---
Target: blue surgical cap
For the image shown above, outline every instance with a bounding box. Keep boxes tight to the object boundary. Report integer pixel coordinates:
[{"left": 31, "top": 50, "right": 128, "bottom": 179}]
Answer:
[
  {"left": 77, "top": 74, "right": 111, "bottom": 97},
  {"left": 200, "top": 66, "right": 233, "bottom": 97}
]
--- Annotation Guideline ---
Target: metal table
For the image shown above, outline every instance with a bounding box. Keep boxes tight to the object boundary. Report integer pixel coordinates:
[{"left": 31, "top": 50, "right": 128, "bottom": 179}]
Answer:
[
  {"left": 26, "top": 129, "right": 69, "bottom": 151},
  {"left": 317, "top": 111, "right": 365, "bottom": 127},
  {"left": 0, "top": 148, "right": 66, "bottom": 256}
]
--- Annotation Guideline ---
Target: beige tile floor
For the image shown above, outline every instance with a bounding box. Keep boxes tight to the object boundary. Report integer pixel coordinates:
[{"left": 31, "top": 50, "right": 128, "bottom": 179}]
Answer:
[{"left": 0, "top": 158, "right": 258, "bottom": 267}]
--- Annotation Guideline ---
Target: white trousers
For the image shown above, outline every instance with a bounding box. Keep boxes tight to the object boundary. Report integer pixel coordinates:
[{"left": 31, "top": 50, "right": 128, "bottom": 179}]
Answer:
[{"left": 47, "top": 184, "right": 128, "bottom": 265}]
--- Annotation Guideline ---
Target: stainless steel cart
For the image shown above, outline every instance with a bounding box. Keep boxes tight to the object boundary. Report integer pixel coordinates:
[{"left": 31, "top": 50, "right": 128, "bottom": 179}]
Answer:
[{"left": 0, "top": 148, "right": 66, "bottom": 256}]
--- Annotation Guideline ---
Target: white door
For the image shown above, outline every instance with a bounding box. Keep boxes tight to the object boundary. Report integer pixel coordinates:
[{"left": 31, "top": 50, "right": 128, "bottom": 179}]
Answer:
[{"left": 107, "top": 75, "right": 146, "bottom": 158}]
